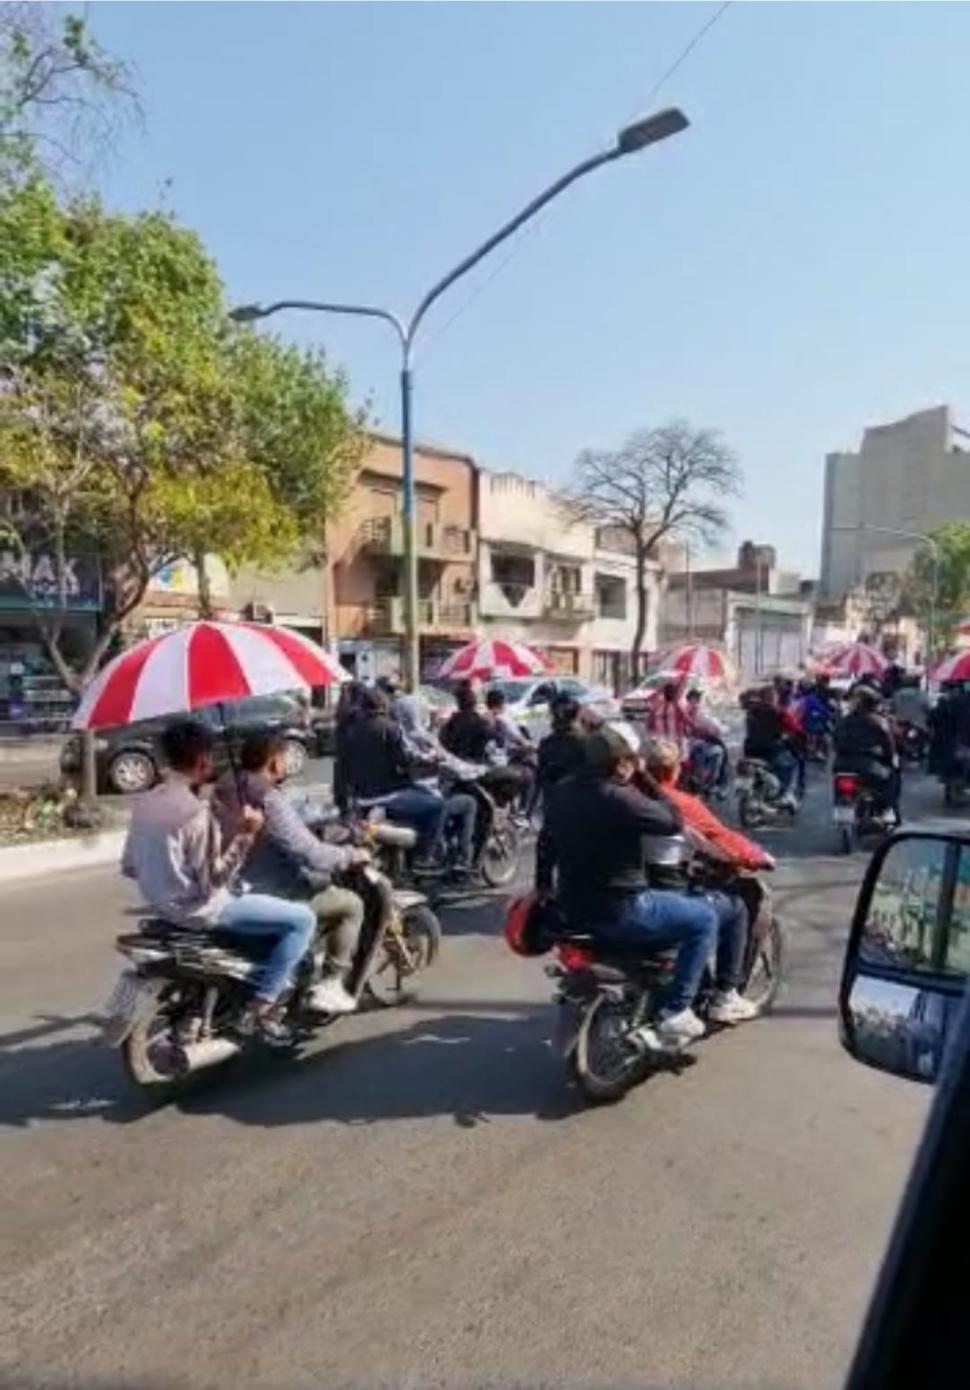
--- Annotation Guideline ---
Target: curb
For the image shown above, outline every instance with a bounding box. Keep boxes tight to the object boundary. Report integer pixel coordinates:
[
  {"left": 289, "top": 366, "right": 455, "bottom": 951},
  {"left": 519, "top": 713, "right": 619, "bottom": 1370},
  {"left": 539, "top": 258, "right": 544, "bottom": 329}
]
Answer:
[{"left": 0, "top": 828, "right": 126, "bottom": 886}]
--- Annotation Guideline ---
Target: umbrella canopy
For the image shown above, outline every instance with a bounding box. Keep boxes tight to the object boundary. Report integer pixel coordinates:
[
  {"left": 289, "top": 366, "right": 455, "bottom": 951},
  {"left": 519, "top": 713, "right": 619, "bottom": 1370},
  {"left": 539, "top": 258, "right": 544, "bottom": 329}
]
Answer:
[
  {"left": 814, "top": 641, "right": 888, "bottom": 680},
  {"left": 438, "top": 638, "right": 552, "bottom": 682},
  {"left": 651, "top": 643, "right": 733, "bottom": 682},
  {"left": 72, "top": 620, "right": 347, "bottom": 731},
  {"left": 932, "top": 650, "right": 970, "bottom": 684}
]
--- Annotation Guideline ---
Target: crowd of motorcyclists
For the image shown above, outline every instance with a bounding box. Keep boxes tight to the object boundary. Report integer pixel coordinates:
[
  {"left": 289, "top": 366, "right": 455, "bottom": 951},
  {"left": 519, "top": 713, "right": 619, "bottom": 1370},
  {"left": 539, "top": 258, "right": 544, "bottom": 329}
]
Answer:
[{"left": 115, "top": 652, "right": 965, "bottom": 1057}]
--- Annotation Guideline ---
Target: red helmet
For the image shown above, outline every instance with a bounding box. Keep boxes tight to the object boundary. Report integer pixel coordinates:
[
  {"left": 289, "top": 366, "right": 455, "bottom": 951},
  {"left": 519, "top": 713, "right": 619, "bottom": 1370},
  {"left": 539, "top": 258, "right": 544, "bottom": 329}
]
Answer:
[{"left": 504, "top": 891, "right": 558, "bottom": 957}]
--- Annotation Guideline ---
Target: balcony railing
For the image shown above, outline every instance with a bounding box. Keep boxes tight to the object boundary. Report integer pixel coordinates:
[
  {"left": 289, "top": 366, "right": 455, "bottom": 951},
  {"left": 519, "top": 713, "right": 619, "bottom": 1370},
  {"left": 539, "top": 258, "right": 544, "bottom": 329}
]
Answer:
[
  {"left": 358, "top": 597, "right": 472, "bottom": 635},
  {"left": 358, "top": 516, "right": 472, "bottom": 560},
  {"left": 544, "top": 589, "right": 596, "bottom": 620}
]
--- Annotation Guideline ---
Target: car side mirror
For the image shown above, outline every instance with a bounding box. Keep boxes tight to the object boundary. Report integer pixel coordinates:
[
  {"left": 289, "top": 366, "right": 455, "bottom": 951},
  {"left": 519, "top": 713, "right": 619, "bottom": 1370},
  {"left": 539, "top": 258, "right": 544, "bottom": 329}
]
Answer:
[{"left": 840, "top": 831, "right": 970, "bottom": 1083}]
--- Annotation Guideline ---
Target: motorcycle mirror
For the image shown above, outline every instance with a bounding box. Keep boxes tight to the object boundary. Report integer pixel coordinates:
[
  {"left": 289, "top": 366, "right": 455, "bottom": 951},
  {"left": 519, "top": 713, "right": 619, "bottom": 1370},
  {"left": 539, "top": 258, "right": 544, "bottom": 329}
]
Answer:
[{"left": 839, "top": 830, "right": 970, "bottom": 1083}]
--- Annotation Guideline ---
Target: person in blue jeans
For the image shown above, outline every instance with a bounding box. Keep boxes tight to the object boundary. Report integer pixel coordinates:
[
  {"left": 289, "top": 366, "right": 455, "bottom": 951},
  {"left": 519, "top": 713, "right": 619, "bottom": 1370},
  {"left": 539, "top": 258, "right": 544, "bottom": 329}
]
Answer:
[
  {"left": 536, "top": 722, "right": 718, "bottom": 1047},
  {"left": 122, "top": 719, "right": 315, "bottom": 1044}
]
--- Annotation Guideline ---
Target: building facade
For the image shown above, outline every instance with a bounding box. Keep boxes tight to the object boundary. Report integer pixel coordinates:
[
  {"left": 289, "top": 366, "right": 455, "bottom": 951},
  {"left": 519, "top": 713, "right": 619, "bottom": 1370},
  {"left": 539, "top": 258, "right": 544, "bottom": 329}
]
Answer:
[
  {"left": 662, "top": 542, "right": 813, "bottom": 678},
  {"left": 476, "top": 472, "right": 659, "bottom": 687},
  {"left": 820, "top": 405, "right": 970, "bottom": 598}
]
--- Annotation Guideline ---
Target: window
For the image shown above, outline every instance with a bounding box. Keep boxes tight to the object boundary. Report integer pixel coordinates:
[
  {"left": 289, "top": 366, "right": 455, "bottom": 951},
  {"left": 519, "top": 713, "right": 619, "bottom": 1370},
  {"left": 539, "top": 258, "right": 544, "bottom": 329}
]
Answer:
[
  {"left": 549, "top": 564, "right": 581, "bottom": 594},
  {"left": 490, "top": 551, "right": 535, "bottom": 607},
  {"left": 595, "top": 573, "right": 627, "bottom": 620}
]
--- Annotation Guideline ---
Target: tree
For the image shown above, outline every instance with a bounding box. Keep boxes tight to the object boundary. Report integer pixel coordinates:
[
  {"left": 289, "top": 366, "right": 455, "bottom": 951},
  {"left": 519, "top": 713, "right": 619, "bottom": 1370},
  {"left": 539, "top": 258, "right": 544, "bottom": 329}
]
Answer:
[
  {"left": 906, "top": 523, "right": 970, "bottom": 657},
  {"left": 1, "top": 3, "right": 138, "bottom": 186},
  {"left": 565, "top": 419, "right": 741, "bottom": 671},
  {"left": 0, "top": 181, "right": 364, "bottom": 691}
]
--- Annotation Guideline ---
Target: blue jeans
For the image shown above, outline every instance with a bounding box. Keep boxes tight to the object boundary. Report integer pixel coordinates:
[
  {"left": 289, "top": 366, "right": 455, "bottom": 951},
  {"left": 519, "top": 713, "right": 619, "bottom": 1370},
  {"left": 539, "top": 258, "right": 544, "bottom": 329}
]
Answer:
[
  {"left": 382, "top": 787, "right": 445, "bottom": 857},
  {"left": 218, "top": 894, "right": 316, "bottom": 1004},
  {"left": 596, "top": 889, "right": 718, "bottom": 1014},
  {"left": 772, "top": 749, "right": 800, "bottom": 799},
  {"left": 706, "top": 890, "right": 748, "bottom": 992},
  {"left": 691, "top": 739, "right": 727, "bottom": 790}
]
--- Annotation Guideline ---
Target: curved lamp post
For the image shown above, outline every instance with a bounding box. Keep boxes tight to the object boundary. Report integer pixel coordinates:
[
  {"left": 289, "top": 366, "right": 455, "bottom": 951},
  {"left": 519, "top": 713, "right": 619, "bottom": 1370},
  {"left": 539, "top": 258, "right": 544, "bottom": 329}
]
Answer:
[{"left": 231, "top": 107, "right": 689, "bottom": 687}]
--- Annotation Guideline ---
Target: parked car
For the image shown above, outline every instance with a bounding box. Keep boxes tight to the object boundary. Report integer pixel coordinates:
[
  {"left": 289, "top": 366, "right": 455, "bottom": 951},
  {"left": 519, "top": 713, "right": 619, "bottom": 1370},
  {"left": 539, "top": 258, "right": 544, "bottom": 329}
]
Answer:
[
  {"left": 60, "top": 692, "right": 317, "bottom": 794},
  {"left": 481, "top": 677, "right": 619, "bottom": 740}
]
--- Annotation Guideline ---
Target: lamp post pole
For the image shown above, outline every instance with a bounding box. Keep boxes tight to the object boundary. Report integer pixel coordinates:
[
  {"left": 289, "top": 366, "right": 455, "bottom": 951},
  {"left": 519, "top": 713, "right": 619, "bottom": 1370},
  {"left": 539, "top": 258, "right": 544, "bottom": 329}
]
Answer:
[
  {"left": 832, "top": 523, "right": 940, "bottom": 673},
  {"left": 231, "top": 108, "right": 689, "bottom": 689}
]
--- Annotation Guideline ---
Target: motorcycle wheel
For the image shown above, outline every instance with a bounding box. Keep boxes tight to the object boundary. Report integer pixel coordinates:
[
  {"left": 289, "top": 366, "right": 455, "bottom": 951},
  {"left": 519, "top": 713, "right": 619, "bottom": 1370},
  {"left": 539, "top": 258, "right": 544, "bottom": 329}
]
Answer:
[
  {"left": 366, "top": 904, "right": 441, "bottom": 1007},
  {"left": 122, "top": 1000, "right": 189, "bottom": 1099},
  {"left": 741, "top": 916, "right": 785, "bottom": 1014},
  {"left": 480, "top": 821, "right": 521, "bottom": 888},
  {"left": 570, "top": 993, "right": 646, "bottom": 1105}
]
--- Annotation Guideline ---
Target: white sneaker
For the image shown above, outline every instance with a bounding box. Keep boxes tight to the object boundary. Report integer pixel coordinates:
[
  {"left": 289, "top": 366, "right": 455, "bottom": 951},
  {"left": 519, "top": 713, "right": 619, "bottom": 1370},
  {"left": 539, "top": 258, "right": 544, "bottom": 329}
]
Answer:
[
  {"left": 708, "top": 989, "right": 759, "bottom": 1025},
  {"left": 656, "top": 1007, "right": 706, "bottom": 1046},
  {"left": 307, "top": 978, "right": 357, "bottom": 1015}
]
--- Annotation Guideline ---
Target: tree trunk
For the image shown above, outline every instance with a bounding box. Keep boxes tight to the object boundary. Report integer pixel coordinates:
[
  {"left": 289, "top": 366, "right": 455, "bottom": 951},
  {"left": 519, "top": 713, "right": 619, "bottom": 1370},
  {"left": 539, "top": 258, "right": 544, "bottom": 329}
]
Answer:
[
  {"left": 631, "top": 545, "right": 648, "bottom": 678},
  {"left": 195, "top": 550, "right": 213, "bottom": 619}
]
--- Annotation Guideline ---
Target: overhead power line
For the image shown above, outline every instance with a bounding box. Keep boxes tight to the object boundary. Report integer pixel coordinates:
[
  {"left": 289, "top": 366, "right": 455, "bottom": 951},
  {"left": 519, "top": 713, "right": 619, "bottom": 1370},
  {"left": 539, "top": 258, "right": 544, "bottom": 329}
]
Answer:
[{"left": 422, "top": 0, "right": 733, "bottom": 358}]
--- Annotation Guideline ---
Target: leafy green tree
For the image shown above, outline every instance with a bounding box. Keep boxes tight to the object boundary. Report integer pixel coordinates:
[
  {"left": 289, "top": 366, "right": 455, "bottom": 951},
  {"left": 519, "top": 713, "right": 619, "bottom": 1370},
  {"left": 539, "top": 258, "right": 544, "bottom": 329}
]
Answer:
[
  {"left": 907, "top": 523, "right": 970, "bottom": 656},
  {"left": 0, "top": 182, "right": 363, "bottom": 689}
]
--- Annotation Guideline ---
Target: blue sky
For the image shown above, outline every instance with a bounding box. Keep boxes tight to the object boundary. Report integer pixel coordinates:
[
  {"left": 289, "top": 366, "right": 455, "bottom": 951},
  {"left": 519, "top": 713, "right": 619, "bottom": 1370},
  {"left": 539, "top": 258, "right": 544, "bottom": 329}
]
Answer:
[{"left": 89, "top": 1, "right": 970, "bottom": 575}]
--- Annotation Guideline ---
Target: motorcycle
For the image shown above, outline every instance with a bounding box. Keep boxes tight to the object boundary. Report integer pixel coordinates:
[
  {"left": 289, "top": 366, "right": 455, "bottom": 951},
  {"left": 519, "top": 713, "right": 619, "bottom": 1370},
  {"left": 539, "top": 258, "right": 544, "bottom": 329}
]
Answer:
[
  {"left": 832, "top": 770, "right": 895, "bottom": 854},
  {"left": 546, "top": 870, "right": 784, "bottom": 1105},
  {"left": 101, "top": 864, "right": 440, "bottom": 1099},
  {"left": 364, "top": 753, "right": 525, "bottom": 891},
  {"left": 892, "top": 718, "right": 928, "bottom": 767},
  {"left": 734, "top": 756, "right": 798, "bottom": 828}
]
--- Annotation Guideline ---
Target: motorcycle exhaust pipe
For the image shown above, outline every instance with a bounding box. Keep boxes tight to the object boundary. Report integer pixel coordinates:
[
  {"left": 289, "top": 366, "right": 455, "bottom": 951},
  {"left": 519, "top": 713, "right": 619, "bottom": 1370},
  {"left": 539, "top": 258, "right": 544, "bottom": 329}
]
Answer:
[{"left": 177, "top": 1036, "right": 242, "bottom": 1075}]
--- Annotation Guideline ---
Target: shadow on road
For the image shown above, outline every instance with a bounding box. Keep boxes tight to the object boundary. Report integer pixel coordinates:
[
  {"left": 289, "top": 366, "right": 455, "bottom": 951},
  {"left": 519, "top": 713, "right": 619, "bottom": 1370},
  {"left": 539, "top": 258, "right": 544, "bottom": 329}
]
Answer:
[{"left": 0, "top": 1005, "right": 607, "bottom": 1131}]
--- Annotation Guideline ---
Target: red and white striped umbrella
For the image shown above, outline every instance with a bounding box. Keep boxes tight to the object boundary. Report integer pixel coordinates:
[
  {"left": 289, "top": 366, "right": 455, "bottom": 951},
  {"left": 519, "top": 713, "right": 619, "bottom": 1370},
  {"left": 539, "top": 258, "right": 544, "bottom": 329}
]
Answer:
[
  {"left": 72, "top": 620, "right": 347, "bottom": 731},
  {"left": 815, "top": 641, "right": 888, "bottom": 679},
  {"left": 438, "top": 638, "right": 552, "bottom": 682},
  {"left": 652, "top": 644, "right": 733, "bottom": 682},
  {"left": 932, "top": 650, "right": 970, "bottom": 683}
]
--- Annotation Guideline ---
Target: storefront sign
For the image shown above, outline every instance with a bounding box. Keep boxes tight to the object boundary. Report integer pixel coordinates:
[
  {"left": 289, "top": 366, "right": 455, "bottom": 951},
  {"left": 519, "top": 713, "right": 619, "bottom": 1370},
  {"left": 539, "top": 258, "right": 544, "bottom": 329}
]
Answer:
[{"left": 0, "top": 549, "right": 101, "bottom": 611}]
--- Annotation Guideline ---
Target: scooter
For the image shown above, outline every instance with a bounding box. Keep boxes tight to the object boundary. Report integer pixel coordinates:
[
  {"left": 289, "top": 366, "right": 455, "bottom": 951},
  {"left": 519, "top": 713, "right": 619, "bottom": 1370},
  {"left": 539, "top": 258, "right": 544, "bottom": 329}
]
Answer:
[{"left": 101, "top": 864, "right": 440, "bottom": 1099}]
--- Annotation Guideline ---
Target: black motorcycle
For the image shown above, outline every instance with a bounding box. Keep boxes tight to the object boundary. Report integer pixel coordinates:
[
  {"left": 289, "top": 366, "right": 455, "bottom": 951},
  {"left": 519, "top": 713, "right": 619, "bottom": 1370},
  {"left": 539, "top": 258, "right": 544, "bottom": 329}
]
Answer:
[
  {"left": 102, "top": 865, "right": 440, "bottom": 1099},
  {"left": 734, "top": 756, "right": 798, "bottom": 827},
  {"left": 547, "top": 871, "right": 784, "bottom": 1105}
]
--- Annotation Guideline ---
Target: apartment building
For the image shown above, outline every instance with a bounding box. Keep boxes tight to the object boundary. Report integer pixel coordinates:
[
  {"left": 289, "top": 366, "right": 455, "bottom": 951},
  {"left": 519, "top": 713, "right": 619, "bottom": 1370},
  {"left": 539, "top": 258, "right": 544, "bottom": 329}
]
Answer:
[
  {"left": 328, "top": 434, "right": 476, "bottom": 680},
  {"left": 477, "top": 471, "right": 659, "bottom": 688},
  {"left": 820, "top": 405, "right": 970, "bottom": 598}
]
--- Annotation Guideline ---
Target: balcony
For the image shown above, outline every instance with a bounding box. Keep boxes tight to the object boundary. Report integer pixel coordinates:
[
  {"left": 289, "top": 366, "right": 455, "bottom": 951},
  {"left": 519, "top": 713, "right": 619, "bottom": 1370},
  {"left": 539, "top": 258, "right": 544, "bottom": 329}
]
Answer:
[
  {"left": 358, "top": 516, "right": 472, "bottom": 561},
  {"left": 544, "top": 589, "right": 596, "bottom": 621},
  {"left": 358, "top": 597, "right": 473, "bottom": 636}
]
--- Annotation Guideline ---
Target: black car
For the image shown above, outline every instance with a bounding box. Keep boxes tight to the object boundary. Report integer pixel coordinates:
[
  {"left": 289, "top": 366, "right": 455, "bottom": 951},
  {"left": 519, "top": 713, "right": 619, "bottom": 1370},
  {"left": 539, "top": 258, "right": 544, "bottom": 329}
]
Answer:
[{"left": 60, "top": 693, "right": 317, "bottom": 794}]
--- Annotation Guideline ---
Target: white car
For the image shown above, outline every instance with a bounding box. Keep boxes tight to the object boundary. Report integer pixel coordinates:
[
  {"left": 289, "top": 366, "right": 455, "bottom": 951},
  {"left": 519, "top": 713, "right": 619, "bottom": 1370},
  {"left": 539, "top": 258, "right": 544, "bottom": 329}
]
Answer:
[{"left": 483, "top": 676, "right": 620, "bottom": 740}]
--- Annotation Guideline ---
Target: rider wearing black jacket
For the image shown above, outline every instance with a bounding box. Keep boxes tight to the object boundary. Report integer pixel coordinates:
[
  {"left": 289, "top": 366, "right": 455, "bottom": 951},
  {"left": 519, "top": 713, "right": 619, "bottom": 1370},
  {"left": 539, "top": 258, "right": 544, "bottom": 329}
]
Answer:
[
  {"left": 535, "top": 725, "right": 718, "bottom": 1046},
  {"left": 834, "top": 687, "right": 900, "bottom": 818}
]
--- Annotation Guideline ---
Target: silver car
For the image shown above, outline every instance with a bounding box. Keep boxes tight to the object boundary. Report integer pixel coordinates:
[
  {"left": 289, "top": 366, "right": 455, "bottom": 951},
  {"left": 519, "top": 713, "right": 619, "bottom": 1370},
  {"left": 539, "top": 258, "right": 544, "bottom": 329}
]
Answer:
[{"left": 483, "top": 676, "right": 620, "bottom": 740}]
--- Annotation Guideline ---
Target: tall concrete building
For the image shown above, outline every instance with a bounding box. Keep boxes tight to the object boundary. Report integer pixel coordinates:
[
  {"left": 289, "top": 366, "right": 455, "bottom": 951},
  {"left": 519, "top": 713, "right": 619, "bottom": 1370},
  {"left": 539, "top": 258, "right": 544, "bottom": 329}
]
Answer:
[{"left": 819, "top": 405, "right": 970, "bottom": 597}]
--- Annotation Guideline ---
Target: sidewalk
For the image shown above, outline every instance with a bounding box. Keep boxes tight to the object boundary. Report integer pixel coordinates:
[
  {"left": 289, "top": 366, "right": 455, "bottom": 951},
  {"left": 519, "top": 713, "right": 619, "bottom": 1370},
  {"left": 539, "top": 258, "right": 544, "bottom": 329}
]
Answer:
[{"left": 0, "top": 775, "right": 334, "bottom": 886}]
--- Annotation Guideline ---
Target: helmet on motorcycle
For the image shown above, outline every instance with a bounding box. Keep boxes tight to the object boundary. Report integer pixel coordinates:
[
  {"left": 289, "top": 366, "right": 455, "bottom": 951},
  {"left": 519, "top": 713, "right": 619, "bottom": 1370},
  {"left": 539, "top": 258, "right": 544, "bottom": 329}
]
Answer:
[{"left": 503, "top": 891, "right": 561, "bottom": 957}]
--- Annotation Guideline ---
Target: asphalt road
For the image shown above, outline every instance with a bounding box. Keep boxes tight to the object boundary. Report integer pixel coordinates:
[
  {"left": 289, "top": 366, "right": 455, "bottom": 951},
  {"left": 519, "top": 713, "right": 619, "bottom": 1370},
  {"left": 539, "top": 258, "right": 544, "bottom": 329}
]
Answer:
[{"left": 0, "top": 767, "right": 941, "bottom": 1390}]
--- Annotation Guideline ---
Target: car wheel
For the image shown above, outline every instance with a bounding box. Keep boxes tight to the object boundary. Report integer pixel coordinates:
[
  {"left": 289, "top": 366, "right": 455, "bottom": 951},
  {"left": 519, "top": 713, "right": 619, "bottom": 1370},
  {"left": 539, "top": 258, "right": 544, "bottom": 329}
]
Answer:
[
  {"left": 108, "top": 750, "right": 157, "bottom": 795},
  {"left": 281, "top": 738, "right": 308, "bottom": 778}
]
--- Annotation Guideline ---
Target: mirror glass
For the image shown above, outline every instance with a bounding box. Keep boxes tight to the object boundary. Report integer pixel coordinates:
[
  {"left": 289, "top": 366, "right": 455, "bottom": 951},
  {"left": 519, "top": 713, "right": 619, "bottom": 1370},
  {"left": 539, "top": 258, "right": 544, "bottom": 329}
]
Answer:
[{"left": 842, "top": 835, "right": 968, "bottom": 1083}]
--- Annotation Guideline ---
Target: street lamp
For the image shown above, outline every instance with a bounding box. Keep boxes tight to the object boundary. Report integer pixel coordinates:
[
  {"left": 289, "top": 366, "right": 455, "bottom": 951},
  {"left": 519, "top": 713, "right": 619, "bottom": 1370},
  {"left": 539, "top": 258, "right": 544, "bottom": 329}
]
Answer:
[
  {"left": 832, "top": 523, "right": 941, "bottom": 672},
  {"left": 230, "top": 107, "right": 689, "bottom": 688}
]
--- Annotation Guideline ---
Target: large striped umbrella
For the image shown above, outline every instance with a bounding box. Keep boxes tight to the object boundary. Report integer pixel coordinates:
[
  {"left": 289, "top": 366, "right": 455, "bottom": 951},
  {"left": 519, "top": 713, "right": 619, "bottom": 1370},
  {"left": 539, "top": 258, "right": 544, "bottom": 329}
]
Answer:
[
  {"left": 814, "top": 640, "right": 888, "bottom": 680},
  {"left": 438, "top": 637, "right": 552, "bottom": 682},
  {"left": 72, "top": 620, "right": 347, "bottom": 731},
  {"left": 932, "top": 650, "right": 970, "bottom": 683},
  {"left": 652, "top": 643, "right": 733, "bottom": 682}
]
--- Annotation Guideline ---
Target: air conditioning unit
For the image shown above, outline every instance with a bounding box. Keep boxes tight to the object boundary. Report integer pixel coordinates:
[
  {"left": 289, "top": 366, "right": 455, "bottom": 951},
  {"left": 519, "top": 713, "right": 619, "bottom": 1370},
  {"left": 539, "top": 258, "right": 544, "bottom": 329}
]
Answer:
[{"left": 244, "top": 602, "right": 275, "bottom": 624}]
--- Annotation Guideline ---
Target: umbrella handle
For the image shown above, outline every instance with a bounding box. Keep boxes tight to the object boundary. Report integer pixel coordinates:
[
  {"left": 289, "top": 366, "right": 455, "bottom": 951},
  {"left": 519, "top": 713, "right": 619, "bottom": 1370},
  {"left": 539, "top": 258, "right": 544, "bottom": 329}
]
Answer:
[{"left": 219, "top": 702, "right": 244, "bottom": 801}]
